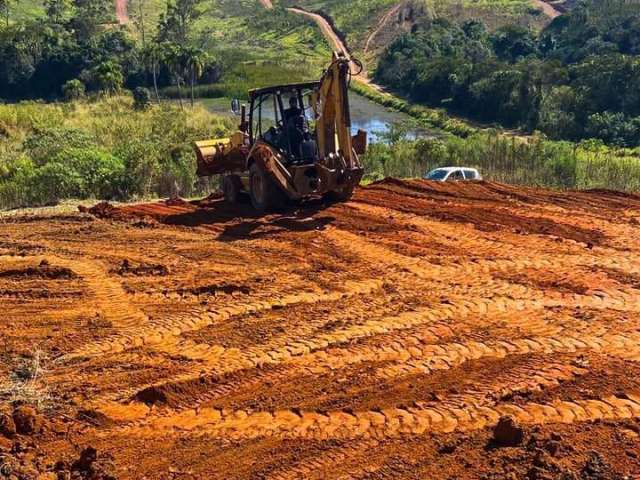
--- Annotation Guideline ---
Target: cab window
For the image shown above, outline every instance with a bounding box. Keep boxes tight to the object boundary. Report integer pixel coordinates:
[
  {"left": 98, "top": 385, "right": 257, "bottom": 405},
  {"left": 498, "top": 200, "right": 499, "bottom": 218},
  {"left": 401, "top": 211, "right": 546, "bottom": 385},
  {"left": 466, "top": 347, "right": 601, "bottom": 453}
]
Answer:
[{"left": 464, "top": 170, "right": 477, "bottom": 180}]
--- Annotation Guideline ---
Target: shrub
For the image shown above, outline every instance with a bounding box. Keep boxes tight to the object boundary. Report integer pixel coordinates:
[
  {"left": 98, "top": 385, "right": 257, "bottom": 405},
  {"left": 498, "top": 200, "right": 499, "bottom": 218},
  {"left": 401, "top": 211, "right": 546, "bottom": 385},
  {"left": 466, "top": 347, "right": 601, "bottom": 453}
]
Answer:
[
  {"left": 51, "top": 147, "right": 126, "bottom": 199},
  {"left": 62, "top": 79, "right": 86, "bottom": 102},
  {"left": 24, "top": 127, "right": 96, "bottom": 166},
  {"left": 133, "top": 87, "right": 152, "bottom": 110}
]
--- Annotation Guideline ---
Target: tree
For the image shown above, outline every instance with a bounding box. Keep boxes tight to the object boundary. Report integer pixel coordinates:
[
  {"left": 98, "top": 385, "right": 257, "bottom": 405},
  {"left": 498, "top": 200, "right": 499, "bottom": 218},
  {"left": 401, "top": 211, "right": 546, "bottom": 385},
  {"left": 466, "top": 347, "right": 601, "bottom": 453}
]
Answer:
[
  {"left": 130, "top": 0, "right": 150, "bottom": 46},
  {"left": 0, "top": 0, "right": 12, "bottom": 27},
  {"left": 157, "top": 0, "right": 203, "bottom": 44},
  {"left": 491, "top": 26, "right": 538, "bottom": 63},
  {"left": 141, "top": 43, "right": 162, "bottom": 103},
  {"left": 45, "top": 0, "right": 71, "bottom": 24},
  {"left": 183, "top": 46, "right": 207, "bottom": 107},
  {"left": 71, "top": 0, "right": 112, "bottom": 41},
  {"left": 81, "top": 60, "right": 124, "bottom": 94},
  {"left": 162, "top": 43, "right": 185, "bottom": 109}
]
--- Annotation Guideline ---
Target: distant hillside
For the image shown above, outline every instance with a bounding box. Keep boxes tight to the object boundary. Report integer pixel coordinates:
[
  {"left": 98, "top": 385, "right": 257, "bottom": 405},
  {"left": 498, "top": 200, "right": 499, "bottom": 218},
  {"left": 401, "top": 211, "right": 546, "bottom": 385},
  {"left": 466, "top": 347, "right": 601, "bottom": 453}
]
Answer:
[
  {"left": 279, "top": 0, "right": 575, "bottom": 58},
  {"left": 373, "top": 0, "right": 640, "bottom": 146}
]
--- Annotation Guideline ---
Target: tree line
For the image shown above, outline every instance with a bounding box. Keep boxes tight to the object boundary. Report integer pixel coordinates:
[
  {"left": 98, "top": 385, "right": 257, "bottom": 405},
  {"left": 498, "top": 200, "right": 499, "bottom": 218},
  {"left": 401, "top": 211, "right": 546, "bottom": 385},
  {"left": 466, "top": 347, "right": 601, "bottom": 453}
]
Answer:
[
  {"left": 375, "top": 0, "right": 640, "bottom": 147},
  {"left": 0, "top": 0, "right": 218, "bottom": 107}
]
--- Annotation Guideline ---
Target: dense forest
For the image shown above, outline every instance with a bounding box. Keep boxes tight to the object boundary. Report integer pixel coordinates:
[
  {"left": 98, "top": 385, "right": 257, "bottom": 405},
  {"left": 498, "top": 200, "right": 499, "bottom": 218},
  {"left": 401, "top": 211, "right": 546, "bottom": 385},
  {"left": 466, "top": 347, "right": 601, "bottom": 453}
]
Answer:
[
  {"left": 375, "top": 0, "right": 640, "bottom": 146},
  {"left": 0, "top": 0, "right": 323, "bottom": 102}
]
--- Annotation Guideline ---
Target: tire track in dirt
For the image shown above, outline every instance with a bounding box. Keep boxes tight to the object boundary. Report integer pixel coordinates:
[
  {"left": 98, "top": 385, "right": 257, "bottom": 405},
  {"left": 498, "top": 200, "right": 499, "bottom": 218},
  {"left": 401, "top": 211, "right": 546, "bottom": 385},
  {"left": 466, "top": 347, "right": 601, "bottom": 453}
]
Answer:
[
  {"left": 62, "top": 277, "right": 385, "bottom": 360},
  {"left": 123, "top": 285, "right": 635, "bottom": 412},
  {"left": 0, "top": 254, "right": 148, "bottom": 329},
  {"left": 105, "top": 393, "right": 640, "bottom": 441},
  {"left": 265, "top": 359, "right": 586, "bottom": 479}
]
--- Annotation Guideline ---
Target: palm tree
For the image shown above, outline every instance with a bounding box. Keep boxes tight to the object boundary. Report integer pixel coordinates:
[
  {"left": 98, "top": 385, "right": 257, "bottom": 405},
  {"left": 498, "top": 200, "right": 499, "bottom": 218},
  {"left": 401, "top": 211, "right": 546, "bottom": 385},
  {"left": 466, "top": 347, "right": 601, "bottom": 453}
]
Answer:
[
  {"left": 142, "top": 43, "right": 161, "bottom": 103},
  {"left": 184, "top": 47, "right": 208, "bottom": 107},
  {"left": 163, "top": 43, "right": 185, "bottom": 110}
]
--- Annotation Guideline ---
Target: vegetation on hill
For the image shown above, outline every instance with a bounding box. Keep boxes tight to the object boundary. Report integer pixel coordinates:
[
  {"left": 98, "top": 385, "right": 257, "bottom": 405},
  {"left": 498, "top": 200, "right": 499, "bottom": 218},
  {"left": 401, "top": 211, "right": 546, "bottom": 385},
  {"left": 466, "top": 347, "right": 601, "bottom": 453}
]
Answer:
[
  {"left": 375, "top": 0, "right": 640, "bottom": 146},
  {"left": 0, "top": 0, "right": 328, "bottom": 102},
  {"left": 282, "top": 0, "right": 553, "bottom": 53},
  {"left": 0, "top": 97, "right": 231, "bottom": 209}
]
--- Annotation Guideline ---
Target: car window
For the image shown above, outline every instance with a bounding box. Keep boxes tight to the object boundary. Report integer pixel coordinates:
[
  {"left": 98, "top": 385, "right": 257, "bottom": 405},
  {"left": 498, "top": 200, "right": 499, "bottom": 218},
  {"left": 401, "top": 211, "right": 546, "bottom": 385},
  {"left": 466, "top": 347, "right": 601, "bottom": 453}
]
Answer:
[
  {"left": 449, "top": 170, "right": 464, "bottom": 181},
  {"left": 426, "top": 169, "right": 448, "bottom": 180},
  {"left": 464, "top": 169, "right": 477, "bottom": 179}
]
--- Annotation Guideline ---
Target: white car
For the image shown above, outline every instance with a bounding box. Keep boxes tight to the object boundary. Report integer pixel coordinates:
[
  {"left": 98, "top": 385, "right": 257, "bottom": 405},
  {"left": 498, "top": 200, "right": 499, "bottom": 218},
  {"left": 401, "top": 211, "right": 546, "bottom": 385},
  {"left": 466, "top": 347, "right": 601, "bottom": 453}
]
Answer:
[{"left": 425, "top": 167, "right": 482, "bottom": 182}]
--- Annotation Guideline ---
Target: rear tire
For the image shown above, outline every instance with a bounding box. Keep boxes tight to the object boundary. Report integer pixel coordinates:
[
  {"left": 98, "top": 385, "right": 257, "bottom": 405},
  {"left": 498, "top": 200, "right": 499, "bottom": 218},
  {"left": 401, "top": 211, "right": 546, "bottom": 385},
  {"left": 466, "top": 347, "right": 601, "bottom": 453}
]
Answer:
[
  {"left": 223, "top": 175, "right": 242, "bottom": 204},
  {"left": 249, "top": 163, "right": 285, "bottom": 213}
]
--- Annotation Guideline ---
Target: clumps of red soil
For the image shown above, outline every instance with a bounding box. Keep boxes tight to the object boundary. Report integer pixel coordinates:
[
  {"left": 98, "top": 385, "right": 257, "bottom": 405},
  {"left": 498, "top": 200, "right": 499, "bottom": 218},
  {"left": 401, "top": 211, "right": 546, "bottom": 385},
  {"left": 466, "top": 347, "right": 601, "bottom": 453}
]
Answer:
[
  {"left": 114, "top": 259, "right": 169, "bottom": 277},
  {"left": 78, "top": 202, "right": 123, "bottom": 220},
  {"left": 11, "top": 407, "right": 43, "bottom": 436},
  {"left": 68, "top": 447, "right": 117, "bottom": 480},
  {"left": 0, "top": 413, "right": 16, "bottom": 438},
  {"left": 0, "top": 259, "right": 77, "bottom": 280},
  {"left": 2, "top": 446, "right": 119, "bottom": 480},
  {"left": 177, "top": 282, "right": 251, "bottom": 297},
  {"left": 134, "top": 376, "right": 222, "bottom": 407},
  {"left": 164, "top": 197, "right": 191, "bottom": 207},
  {"left": 492, "top": 416, "right": 524, "bottom": 447}
]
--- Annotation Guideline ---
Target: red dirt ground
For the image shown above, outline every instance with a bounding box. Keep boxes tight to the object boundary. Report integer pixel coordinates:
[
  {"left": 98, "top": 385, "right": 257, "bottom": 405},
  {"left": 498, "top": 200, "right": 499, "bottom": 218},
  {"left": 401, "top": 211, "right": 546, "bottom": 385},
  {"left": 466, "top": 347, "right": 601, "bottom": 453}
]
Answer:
[{"left": 1, "top": 179, "right": 640, "bottom": 479}]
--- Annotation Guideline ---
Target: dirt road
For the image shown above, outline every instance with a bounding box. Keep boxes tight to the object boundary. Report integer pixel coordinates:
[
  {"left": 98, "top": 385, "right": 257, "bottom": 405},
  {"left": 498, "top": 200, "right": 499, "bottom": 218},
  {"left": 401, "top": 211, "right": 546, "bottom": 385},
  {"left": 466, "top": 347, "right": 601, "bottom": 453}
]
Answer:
[
  {"left": 364, "top": 3, "right": 404, "bottom": 54},
  {"left": 532, "top": 0, "right": 562, "bottom": 18},
  {"left": 286, "top": 7, "right": 371, "bottom": 82},
  {"left": 115, "top": 0, "right": 128, "bottom": 24},
  {"left": 2, "top": 179, "right": 640, "bottom": 478}
]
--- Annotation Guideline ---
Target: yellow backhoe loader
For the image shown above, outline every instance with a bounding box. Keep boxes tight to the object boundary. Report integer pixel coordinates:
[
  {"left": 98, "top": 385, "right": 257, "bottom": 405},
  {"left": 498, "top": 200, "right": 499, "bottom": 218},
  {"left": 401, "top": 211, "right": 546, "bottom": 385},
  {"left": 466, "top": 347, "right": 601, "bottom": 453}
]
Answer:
[{"left": 194, "top": 52, "right": 366, "bottom": 212}]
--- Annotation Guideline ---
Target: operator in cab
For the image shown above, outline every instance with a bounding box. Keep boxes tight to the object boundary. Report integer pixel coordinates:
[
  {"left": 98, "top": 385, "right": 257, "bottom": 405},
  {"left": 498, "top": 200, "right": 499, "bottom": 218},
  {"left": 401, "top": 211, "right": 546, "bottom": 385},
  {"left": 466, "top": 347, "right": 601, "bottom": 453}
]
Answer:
[
  {"left": 283, "top": 96, "right": 306, "bottom": 159},
  {"left": 284, "top": 96, "right": 302, "bottom": 124}
]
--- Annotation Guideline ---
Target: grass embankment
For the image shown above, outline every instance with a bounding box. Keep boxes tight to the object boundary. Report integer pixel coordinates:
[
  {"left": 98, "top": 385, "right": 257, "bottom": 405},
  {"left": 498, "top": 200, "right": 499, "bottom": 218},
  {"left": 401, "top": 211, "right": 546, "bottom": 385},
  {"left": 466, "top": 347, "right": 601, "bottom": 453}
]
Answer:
[
  {"left": 0, "top": 97, "right": 233, "bottom": 210},
  {"left": 363, "top": 133, "right": 640, "bottom": 192},
  {"left": 351, "top": 81, "right": 477, "bottom": 138}
]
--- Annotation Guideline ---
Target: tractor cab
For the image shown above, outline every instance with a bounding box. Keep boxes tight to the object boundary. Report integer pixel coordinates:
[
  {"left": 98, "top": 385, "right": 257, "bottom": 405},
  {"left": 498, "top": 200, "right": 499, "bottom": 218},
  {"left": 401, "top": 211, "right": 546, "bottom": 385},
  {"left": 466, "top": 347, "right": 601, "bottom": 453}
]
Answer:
[{"left": 245, "top": 82, "right": 321, "bottom": 165}]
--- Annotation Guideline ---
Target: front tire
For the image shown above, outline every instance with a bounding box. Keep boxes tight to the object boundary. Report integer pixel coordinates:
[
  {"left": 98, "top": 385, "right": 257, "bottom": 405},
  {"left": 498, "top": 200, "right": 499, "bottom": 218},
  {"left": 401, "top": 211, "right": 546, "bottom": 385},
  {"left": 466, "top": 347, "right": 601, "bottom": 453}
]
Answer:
[
  {"left": 222, "top": 175, "right": 242, "bottom": 204},
  {"left": 249, "top": 163, "right": 285, "bottom": 213},
  {"left": 324, "top": 185, "right": 355, "bottom": 204}
]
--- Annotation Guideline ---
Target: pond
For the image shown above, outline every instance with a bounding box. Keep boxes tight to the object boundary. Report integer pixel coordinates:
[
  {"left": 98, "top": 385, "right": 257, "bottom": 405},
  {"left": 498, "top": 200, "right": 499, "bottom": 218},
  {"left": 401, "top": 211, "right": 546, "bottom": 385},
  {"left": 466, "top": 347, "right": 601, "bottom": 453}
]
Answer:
[{"left": 196, "top": 92, "right": 438, "bottom": 143}]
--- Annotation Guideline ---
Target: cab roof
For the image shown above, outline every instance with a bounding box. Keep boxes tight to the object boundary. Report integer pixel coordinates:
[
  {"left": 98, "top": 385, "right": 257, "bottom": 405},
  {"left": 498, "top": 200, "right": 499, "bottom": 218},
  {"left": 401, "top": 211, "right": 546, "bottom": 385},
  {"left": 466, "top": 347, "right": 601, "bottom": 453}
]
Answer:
[
  {"left": 249, "top": 81, "right": 321, "bottom": 99},
  {"left": 432, "top": 167, "right": 479, "bottom": 172}
]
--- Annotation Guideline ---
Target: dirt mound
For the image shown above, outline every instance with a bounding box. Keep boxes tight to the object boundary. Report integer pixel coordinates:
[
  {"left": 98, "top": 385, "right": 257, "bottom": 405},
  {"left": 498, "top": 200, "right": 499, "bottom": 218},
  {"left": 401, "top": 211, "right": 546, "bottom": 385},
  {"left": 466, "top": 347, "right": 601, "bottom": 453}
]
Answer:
[
  {"left": 114, "top": 259, "right": 168, "bottom": 277},
  {"left": 79, "top": 202, "right": 125, "bottom": 220},
  {"left": 0, "top": 260, "right": 77, "bottom": 280}
]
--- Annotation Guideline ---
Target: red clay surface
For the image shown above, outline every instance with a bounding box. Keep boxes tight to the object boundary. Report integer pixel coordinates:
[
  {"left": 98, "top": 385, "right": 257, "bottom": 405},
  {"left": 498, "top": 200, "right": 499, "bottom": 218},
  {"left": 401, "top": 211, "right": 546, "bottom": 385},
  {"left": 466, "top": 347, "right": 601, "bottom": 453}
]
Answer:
[{"left": 1, "top": 179, "right": 640, "bottom": 479}]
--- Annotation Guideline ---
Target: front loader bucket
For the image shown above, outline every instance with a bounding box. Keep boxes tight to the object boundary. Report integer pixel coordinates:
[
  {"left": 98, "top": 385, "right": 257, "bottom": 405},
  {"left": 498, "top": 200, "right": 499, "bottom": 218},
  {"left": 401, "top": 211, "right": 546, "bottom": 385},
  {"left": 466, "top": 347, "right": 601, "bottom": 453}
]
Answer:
[{"left": 193, "top": 138, "right": 246, "bottom": 177}]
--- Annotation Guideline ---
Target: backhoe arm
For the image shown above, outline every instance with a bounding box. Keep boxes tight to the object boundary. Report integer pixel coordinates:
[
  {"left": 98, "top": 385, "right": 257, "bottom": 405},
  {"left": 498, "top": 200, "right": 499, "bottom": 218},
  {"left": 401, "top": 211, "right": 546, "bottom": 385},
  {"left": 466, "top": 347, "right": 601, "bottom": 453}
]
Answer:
[{"left": 313, "top": 52, "right": 356, "bottom": 168}]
